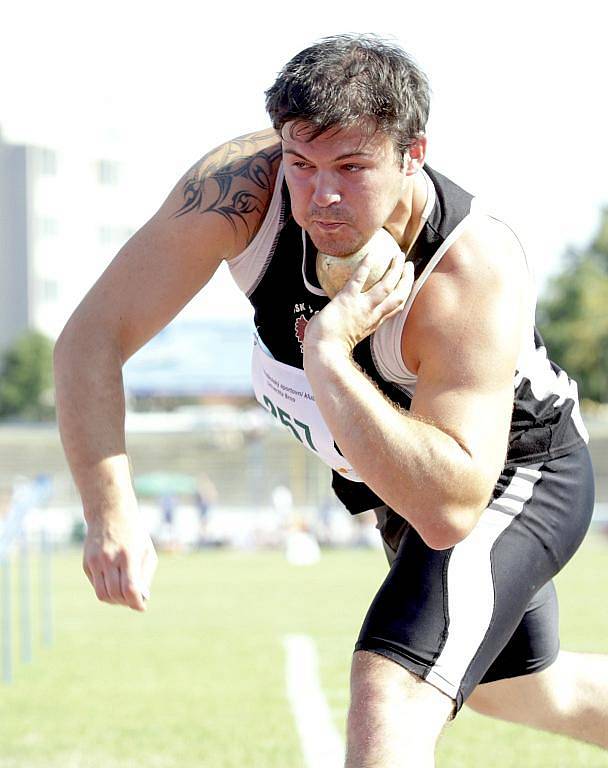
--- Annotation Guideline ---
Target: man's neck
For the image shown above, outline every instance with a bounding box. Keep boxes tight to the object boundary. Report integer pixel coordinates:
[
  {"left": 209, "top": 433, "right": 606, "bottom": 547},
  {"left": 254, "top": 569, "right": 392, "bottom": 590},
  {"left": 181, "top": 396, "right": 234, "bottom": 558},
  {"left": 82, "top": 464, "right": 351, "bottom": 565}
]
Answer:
[{"left": 384, "top": 171, "right": 427, "bottom": 252}]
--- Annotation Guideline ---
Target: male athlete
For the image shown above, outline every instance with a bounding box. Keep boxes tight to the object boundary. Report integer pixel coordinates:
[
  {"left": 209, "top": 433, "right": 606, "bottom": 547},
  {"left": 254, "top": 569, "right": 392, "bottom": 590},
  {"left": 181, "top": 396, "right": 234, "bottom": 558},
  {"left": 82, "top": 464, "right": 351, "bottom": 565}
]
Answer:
[{"left": 54, "top": 35, "right": 607, "bottom": 766}]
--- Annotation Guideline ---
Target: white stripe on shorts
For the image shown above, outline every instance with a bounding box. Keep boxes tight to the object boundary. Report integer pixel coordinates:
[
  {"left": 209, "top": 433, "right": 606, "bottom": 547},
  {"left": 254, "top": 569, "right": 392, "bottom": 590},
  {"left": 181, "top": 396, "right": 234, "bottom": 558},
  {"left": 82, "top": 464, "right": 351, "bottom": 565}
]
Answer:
[{"left": 425, "top": 464, "right": 543, "bottom": 699}]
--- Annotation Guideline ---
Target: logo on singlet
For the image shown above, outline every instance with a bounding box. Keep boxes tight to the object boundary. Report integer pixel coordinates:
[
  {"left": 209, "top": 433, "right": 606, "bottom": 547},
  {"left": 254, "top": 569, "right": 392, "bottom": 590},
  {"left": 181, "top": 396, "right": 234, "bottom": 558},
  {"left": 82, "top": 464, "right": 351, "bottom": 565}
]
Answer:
[{"left": 294, "top": 314, "right": 308, "bottom": 353}]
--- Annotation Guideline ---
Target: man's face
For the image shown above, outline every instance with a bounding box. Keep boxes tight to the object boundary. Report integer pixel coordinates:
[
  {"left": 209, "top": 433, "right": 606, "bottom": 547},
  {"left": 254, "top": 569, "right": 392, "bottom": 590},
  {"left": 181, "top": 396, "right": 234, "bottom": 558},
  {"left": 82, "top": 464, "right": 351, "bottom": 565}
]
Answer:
[{"left": 281, "top": 121, "right": 407, "bottom": 257}]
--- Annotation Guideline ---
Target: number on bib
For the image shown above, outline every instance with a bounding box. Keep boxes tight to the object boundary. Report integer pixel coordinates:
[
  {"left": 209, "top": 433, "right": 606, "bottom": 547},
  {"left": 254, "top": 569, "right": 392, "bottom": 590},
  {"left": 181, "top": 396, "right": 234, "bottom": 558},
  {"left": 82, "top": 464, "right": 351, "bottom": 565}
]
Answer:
[{"left": 263, "top": 395, "right": 318, "bottom": 452}]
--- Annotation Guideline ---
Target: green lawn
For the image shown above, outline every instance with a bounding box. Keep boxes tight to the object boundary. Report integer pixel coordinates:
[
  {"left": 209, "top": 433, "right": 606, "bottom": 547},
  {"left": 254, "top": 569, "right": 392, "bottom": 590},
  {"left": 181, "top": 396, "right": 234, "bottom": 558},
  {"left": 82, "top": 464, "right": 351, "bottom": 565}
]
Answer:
[{"left": 0, "top": 535, "right": 606, "bottom": 767}]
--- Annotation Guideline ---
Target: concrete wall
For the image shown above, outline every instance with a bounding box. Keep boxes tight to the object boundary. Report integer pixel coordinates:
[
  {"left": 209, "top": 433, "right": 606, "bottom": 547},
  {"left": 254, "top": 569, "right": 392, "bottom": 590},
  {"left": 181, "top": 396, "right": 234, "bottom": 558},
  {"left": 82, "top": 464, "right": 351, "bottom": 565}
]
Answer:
[
  {"left": 0, "top": 142, "right": 30, "bottom": 351},
  {"left": 0, "top": 420, "right": 606, "bottom": 510}
]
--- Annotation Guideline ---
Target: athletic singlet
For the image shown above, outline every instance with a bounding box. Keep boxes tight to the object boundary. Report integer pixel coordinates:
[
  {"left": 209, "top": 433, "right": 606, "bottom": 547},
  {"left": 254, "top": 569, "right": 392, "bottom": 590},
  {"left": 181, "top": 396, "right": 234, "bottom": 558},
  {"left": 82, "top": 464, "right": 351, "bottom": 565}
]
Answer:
[{"left": 229, "top": 163, "right": 589, "bottom": 514}]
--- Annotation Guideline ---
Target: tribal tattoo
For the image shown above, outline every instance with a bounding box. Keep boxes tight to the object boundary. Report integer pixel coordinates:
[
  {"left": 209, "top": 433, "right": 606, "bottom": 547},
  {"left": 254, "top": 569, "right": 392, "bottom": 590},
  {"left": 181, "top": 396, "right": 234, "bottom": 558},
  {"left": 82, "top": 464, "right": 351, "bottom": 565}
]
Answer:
[{"left": 172, "top": 133, "right": 282, "bottom": 244}]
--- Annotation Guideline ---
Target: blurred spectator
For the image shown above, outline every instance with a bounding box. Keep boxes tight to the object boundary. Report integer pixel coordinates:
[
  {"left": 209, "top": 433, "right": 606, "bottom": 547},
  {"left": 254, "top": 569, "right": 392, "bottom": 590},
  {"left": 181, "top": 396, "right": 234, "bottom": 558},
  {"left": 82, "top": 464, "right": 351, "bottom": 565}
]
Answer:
[{"left": 194, "top": 474, "right": 218, "bottom": 545}]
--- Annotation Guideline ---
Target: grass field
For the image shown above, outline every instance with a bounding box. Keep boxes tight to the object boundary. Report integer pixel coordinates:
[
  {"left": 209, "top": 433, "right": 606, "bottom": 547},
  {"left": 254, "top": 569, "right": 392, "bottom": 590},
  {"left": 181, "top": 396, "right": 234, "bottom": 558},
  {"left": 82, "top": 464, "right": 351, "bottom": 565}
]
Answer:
[{"left": 0, "top": 534, "right": 607, "bottom": 767}]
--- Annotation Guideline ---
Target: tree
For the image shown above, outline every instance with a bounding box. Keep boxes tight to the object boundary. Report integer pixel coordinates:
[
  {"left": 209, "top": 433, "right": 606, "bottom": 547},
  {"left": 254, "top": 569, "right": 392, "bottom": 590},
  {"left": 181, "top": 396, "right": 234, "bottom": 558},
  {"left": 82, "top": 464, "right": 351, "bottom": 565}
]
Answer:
[
  {"left": 0, "top": 331, "right": 55, "bottom": 419},
  {"left": 537, "top": 208, "right": 608, "bottom": 403}
]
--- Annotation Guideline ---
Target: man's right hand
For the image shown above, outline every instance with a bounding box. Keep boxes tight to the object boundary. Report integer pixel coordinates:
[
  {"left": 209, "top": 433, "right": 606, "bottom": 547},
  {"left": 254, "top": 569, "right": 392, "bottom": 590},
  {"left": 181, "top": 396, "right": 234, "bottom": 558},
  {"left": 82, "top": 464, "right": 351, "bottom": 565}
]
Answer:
[{"left": 83, "top": 508, "right": 158, "bottom": 612}]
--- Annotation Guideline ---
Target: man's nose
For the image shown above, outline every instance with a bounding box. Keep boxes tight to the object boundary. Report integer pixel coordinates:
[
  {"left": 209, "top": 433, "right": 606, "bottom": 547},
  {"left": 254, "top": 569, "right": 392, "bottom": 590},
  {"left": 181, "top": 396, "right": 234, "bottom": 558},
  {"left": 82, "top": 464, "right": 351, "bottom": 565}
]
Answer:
[{"left": 311, "top": 173, "right": 341, "bottom": 207}]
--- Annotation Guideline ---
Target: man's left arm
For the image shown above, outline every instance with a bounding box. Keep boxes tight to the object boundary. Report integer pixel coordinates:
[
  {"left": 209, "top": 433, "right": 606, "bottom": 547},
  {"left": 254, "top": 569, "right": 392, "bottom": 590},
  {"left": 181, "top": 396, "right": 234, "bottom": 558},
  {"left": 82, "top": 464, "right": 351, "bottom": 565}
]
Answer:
[{"left": 303, "top": 220, "right": 528, "bottom": 549}]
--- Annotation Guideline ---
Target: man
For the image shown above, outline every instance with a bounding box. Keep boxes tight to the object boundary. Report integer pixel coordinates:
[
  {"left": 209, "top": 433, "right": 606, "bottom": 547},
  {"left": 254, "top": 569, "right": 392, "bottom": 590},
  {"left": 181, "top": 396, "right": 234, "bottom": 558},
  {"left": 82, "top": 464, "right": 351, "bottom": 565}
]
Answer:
[{"left": 54, "top": 35, "right": 606, "bottom": 767}]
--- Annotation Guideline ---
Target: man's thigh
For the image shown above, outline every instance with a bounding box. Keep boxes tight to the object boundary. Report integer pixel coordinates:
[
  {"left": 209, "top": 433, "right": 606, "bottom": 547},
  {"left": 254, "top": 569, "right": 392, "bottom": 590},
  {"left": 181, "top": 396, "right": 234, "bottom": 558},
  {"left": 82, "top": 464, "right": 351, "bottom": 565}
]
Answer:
[
  {"left": 467, "top": 653, "right": 565, "bottom": 723},
  {"left": 357, "top": 446, "right": 595, "bottom": 714}
]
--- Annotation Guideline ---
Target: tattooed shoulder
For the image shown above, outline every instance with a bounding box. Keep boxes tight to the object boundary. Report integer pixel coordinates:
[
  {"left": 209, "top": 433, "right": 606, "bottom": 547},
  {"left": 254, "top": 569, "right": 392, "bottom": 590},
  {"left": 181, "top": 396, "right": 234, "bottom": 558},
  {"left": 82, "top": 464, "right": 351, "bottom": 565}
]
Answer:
[{"left": 172, "top": 130, "right": 282, "bottom": 246}]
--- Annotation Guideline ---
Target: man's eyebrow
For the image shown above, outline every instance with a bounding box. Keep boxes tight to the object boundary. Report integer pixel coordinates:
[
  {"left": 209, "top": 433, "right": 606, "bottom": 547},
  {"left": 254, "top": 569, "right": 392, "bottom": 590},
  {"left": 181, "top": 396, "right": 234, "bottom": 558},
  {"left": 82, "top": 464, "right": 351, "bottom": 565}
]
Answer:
[{"left": 282, "top": 147, "right": 375, "bottom": 161}]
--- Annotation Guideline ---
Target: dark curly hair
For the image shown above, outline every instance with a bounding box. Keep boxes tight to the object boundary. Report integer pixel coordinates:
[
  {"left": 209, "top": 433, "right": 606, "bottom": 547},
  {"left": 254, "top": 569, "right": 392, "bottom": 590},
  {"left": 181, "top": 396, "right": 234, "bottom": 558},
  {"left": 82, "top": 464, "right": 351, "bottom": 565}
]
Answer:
[{"left": 265, "top": 34, "right": 430, "bottom": 156}]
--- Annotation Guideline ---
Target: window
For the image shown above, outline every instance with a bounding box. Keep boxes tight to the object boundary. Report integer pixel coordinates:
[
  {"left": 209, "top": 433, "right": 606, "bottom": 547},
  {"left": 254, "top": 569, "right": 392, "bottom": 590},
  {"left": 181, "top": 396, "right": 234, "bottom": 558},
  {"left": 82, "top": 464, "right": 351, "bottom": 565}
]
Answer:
[
  {"left": 98, "top": 225, "right": 133, "bottom": 246},
  {"left": 38, "top": 148, "right": 57, "bottom": 175},
  {"left": 36, "top": 217, "right": 59, "bottom": 238},
  {"left": 39, "top": 279, "right": 59, "bottom": 302},
  {"left": 96, "top": 160, "right": 120, "bottom": 186}
]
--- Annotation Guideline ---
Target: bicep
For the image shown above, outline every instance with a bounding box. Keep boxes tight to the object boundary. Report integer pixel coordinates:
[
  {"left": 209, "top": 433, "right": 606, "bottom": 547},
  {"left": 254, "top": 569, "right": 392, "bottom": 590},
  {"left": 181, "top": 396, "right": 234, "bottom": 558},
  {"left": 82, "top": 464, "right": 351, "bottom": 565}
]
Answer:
[
  {"left": 407, "top": 227, "right": 528, "bottom": 484},
  {"left": 411, "top": 356, "right": 515, "bottom": 483}
]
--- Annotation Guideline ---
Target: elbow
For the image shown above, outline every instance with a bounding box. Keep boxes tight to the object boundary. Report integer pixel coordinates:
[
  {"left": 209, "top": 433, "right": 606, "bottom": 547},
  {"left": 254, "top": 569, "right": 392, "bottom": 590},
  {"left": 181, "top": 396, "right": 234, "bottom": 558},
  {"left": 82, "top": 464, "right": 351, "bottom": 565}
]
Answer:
[
  {"left": 53, "top": 320, "right": 116, "bottom": 397},
  {"left": 415, "top": 501, "right": 487, "bottom": 551},
  {"left": 54, "top": 312, "right": 82, "bottom": 357},
  {"left": 53, "top": 320, "right": 81, "bottom": 377},
  {"left": 418, "top": 466, "right": 497, "bottom": 550},
  {"left": 53, "top": 326, "right": 72, "bottom": 376},
  {"left": 53, "top": 324, "right": 82, "bottom": 407},
  {"left": 54, "top": 316, "right": 121, "bottom": 370}
]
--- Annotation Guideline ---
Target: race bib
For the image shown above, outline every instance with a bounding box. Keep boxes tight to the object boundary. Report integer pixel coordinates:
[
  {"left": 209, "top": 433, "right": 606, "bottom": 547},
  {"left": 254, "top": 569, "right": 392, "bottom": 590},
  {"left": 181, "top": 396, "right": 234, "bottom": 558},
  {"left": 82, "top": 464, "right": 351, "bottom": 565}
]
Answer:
[{"left": 251, "top": 335, "right": 363, "bottom": 482}]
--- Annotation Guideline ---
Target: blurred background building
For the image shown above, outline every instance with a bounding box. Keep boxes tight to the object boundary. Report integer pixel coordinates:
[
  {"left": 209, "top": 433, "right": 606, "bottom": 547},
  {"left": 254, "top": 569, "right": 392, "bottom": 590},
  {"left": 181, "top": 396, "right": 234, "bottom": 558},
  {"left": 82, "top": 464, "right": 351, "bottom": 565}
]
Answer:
[{"left": 0, "top": 128, "right": 137, "bottom": 352}]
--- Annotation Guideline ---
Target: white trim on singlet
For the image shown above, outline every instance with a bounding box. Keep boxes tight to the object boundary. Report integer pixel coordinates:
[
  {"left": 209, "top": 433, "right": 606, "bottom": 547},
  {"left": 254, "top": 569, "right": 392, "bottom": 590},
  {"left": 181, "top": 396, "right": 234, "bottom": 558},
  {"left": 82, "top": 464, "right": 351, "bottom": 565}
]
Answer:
[
  {"left": 515, "top": 344, "right": 589, "bottom": 442},
  {"left": 407, "top": 168, "right": 435, "bottom": 253},
  {"left": 227, "top": 164, "right": 285, "bottom": 296},
  {"left": 371, "top": 197, "right": 481, "bottom": 391},
  {"left": 425, "top": 464, "right": 542, "bottom": 701},
  {"left": 301, "top": 228, "right": 327, "bottom": 297}
]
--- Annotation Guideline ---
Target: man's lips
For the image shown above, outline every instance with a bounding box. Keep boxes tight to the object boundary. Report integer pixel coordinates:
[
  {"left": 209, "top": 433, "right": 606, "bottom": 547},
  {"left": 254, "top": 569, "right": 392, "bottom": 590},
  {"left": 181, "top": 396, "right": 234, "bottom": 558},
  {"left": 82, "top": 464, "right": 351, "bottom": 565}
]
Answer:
[{"left": 312, "top": 220, "right": 347, "bottom": 230}]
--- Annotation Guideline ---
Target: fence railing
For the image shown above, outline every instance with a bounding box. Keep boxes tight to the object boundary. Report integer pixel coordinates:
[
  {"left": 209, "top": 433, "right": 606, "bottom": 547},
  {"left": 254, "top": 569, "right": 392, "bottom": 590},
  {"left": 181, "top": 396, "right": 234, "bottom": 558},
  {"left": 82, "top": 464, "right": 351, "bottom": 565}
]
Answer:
[{"left": 0, "top": 475, "right": 54, "bottom": 683}]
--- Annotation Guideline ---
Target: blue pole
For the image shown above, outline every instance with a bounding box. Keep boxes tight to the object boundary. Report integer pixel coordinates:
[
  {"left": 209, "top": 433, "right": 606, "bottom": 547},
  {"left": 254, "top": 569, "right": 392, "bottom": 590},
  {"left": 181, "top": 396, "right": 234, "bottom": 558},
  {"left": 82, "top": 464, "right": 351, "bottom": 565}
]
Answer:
[
  {"left": 19, "top": 531, "right": 32, "bottom": 665},
  {"left": 40, "top": 527, "right": 52, "bottom": 648},
  {"left": 1, "top": 555, "right": 12, "bottom": 683}
]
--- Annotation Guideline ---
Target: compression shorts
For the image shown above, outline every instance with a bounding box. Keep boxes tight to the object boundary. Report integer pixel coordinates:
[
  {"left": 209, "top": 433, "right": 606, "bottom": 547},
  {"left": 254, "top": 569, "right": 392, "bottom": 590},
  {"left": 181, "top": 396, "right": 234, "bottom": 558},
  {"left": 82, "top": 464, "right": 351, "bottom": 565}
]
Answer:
[{"left": 355, "top": 445, "right": 595, "bottom": 713}]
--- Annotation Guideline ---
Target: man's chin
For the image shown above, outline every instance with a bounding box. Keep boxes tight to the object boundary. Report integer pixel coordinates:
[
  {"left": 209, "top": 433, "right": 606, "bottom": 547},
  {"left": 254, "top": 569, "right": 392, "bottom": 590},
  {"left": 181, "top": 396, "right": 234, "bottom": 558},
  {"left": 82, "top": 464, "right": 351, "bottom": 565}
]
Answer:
[{"left": 307, "top": 231, "right": 363, "bottom": 258}]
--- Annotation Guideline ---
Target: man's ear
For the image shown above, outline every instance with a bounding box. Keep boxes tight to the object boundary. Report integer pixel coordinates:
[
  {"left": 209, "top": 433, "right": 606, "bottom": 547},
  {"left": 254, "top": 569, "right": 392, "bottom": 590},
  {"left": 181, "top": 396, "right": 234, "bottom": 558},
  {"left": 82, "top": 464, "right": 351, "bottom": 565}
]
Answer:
[{"left": 404, "top": 136, "right": 427, "bottom": 175}]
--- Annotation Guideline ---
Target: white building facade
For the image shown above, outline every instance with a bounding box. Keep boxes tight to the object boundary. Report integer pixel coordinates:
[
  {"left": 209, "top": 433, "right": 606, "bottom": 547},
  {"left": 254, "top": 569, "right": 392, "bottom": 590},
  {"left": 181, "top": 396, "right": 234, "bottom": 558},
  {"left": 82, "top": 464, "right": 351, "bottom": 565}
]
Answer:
[{"left": 0, "top": 128, "right": 140, "bottom": 352}]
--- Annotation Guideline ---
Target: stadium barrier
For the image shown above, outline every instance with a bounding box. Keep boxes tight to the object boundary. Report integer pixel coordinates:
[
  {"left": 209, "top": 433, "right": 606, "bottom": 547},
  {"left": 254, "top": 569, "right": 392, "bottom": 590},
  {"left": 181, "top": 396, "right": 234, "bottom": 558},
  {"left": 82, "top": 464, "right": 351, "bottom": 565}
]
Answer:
[{"left": 0, "top": 475, "right": 53, "bottom": 684}]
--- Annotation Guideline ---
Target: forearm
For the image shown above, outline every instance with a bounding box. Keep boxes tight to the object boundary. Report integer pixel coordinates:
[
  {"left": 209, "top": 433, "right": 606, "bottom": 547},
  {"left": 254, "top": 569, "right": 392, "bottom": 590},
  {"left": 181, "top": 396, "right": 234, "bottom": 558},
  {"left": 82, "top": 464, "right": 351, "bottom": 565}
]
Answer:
[
  {"left": 303, "top": 342, "right": 491, "bottom": 548},
  {"left": 54, "top": 324, "right": 135, "bottom": 523},
  {"left": 55, "top": 323, "right": 156, "bottom": 612}
]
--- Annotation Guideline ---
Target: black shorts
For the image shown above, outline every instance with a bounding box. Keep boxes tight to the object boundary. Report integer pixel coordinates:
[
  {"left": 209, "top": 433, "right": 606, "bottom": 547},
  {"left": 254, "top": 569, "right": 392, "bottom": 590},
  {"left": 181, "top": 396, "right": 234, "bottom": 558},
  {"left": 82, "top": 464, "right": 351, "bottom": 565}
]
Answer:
[{"left": 354, "top": 445, "right": 595, "bottom": 713}]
